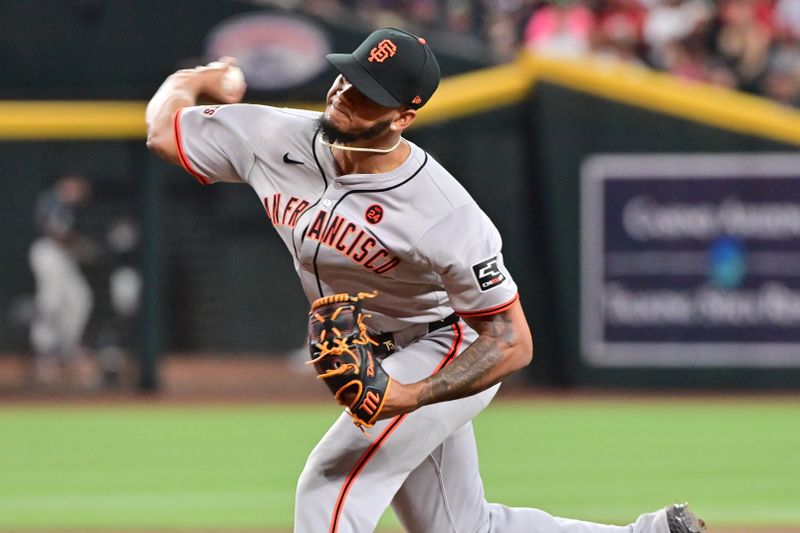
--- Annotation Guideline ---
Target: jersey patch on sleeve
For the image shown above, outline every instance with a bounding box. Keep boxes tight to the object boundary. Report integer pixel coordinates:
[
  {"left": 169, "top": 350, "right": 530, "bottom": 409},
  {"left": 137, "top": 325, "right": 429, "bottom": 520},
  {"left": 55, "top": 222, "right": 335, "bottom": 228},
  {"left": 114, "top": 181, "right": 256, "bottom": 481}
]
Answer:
[{"left": 472, "top": 256, "right": 506, "bottom": 292}]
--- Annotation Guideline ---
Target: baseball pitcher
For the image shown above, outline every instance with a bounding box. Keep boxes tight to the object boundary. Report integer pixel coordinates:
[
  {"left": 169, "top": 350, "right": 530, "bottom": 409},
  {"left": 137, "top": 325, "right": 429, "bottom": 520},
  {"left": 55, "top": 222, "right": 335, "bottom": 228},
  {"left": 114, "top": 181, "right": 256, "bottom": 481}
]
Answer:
[{"left": 146, "top": 27, "right": 706, "bottom": 533}]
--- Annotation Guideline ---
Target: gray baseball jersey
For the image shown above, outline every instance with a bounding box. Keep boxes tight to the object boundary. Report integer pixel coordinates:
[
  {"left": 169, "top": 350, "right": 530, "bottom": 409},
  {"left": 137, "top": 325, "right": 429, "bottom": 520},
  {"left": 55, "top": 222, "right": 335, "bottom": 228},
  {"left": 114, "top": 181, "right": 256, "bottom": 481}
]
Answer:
[
  {"left": 173, "top": 103, "right": 673, "bottom": 533},
  {"left": 174, "top": 103, "right": 519, "bottom": 331}
]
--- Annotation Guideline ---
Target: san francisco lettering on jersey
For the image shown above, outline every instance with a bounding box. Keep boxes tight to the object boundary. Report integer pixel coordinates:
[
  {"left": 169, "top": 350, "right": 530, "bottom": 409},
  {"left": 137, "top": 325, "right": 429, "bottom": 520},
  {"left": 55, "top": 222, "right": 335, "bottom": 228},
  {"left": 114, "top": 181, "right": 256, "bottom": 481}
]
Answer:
[
  {"left": 263, "top": 193, "right": 310, "bottom": 228},
  {"left": 263, "top": 193, "right": 400, "bottom": 274},
  {"left": 306, "top": 210, "right": 400, "bottom": 274}
]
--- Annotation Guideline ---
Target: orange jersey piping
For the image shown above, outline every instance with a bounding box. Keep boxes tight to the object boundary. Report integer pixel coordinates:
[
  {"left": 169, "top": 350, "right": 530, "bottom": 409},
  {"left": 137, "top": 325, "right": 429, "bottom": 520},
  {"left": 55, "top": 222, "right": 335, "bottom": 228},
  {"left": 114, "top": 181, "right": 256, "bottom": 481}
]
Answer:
[
  {"left": 173, "top": 108, "right": 210, "bottom": 185},
  {"left": 455, "top": 293, "right": 519, "bottom": 318}
]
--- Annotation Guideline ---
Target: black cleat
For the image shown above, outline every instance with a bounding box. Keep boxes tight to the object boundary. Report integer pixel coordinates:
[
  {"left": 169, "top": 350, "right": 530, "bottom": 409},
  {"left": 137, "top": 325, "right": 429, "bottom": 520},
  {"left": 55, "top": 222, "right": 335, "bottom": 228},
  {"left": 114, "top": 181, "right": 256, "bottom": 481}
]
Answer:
[{"left": 666, "top": 503, "right": 707, "bottom": 533}]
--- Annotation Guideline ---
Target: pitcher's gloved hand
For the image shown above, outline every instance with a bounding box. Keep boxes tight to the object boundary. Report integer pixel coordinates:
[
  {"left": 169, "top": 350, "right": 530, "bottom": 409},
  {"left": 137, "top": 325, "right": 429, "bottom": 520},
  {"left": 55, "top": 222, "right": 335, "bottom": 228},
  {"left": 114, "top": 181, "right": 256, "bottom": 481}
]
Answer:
[{"left": 308, "top": 291, "right": 392, "bottom": 431}]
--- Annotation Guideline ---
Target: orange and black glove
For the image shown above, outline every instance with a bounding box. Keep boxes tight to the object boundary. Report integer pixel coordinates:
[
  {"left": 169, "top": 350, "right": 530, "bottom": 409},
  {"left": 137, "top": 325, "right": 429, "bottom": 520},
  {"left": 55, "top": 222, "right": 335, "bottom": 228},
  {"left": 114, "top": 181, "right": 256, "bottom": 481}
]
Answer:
[{"left": 307, "top": 292, "right": 392, "bottom": 431}]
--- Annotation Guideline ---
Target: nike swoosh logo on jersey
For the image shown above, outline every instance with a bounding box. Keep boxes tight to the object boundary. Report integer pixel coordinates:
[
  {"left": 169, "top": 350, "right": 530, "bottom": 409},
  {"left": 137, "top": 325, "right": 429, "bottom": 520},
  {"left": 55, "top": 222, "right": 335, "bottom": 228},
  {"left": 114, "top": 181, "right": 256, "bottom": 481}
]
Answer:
[{"left": 283, "top": 152, "right": 304, "bottom": 165}]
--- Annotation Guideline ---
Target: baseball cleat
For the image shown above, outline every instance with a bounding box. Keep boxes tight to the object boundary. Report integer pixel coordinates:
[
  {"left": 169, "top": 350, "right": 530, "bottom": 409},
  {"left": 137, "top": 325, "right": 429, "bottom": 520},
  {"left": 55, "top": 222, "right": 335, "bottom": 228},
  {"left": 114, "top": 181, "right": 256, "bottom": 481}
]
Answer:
[{"left": 666, "top": 503, "right": 707, "bottom": 533}]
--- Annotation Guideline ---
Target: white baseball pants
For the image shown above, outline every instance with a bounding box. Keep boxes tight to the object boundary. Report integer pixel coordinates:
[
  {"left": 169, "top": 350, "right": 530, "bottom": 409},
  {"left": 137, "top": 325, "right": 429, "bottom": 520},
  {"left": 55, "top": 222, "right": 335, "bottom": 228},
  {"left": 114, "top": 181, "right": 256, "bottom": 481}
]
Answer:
[
  {"left": 294, "top": 322, "right": 669, "bottom": 533},
  {"left": 29, "top": 237, "right": 92, "bottom": 359}
]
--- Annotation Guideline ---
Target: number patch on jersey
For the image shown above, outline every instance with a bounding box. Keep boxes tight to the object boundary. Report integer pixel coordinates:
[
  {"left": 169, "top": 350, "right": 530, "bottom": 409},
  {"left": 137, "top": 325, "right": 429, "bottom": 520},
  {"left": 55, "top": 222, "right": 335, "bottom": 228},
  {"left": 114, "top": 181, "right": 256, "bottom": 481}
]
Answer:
[
  {"left": 472, "top": 256, "right": 506, "bottom": 292},
  {"left": 365, "top": 204, "right": 384, "bottom": 224}
]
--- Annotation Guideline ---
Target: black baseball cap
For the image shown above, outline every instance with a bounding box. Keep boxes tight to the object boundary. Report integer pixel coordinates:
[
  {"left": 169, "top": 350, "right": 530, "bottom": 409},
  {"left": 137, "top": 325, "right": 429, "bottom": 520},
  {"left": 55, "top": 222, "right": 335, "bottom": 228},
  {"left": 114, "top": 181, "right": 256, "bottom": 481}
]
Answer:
[{"left": 326, "top": 28, "right": 441, "bottom": 110}]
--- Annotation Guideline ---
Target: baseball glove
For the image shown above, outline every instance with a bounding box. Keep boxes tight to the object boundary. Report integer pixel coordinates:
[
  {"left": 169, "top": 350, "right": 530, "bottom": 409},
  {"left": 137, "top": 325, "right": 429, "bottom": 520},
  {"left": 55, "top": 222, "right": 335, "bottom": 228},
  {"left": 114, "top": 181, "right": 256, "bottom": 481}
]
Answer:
[{"left": 307, "top": 292, "right": 392, "bottom": 431}]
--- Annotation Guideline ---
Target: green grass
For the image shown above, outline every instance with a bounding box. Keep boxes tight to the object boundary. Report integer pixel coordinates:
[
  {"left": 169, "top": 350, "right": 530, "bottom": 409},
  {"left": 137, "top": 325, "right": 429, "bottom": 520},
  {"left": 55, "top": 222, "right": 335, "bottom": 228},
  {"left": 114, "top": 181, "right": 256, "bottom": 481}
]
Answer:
[
  {"left": 0, "top": 398, "right": 797, "bottom": 530},
  {"left": 475, "top": 400, "right": 800, "bottom": 528}
]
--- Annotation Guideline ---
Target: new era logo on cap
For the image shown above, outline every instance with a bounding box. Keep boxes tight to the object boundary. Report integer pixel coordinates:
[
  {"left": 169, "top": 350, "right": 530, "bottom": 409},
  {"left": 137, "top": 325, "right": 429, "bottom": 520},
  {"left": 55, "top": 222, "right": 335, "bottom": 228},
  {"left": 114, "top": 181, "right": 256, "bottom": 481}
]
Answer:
[{"left": 326, "top": 28, "right": 441, "bottom": 109}]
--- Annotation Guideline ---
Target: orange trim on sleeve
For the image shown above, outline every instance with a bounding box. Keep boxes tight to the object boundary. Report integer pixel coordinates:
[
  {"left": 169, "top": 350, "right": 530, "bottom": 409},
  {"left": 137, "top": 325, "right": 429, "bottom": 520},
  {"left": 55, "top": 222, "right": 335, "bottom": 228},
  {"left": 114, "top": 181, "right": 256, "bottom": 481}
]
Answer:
[
  {"left": 173, "top": 108, "right": 210, "bottom": 185},
  {"left": 456, "top": 293, "right": 519, "bottom": 318},
  {"left": 328, "top": 323, "right": 464, "bottom": 532}
]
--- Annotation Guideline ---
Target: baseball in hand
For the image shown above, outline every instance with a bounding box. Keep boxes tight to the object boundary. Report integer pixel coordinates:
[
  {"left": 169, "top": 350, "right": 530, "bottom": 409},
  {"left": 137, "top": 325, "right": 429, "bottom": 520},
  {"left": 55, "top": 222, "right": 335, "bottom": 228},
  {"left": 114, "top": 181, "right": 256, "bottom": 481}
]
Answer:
[
  {"left": 209, "top": 62, "right": 246, "bottom": 93},
  {"left": 221, "top": 66, "right": 246, "bottom": 93}
]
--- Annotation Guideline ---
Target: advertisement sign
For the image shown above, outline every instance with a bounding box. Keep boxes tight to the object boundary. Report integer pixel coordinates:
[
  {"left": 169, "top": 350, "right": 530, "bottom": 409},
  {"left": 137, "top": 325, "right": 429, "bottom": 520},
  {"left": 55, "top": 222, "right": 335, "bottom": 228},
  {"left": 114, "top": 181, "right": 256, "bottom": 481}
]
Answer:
[{"left": 581, "top": 153, "right": 800, "bottom": 367}]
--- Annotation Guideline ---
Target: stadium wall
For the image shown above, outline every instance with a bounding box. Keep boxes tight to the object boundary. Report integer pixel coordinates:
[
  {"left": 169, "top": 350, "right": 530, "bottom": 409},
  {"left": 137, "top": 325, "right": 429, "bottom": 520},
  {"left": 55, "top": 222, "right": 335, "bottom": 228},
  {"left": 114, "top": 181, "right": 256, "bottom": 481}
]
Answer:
[{"left": 3, "top": 45, "right": 800, "bottom": 387}]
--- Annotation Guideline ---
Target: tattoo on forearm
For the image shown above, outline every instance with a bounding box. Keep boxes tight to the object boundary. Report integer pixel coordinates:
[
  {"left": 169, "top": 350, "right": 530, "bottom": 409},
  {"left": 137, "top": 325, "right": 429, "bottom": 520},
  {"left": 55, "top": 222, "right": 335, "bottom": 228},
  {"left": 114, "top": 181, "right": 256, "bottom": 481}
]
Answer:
[{"left": 416, "top": 314, "right": 515, "bottom": 407}]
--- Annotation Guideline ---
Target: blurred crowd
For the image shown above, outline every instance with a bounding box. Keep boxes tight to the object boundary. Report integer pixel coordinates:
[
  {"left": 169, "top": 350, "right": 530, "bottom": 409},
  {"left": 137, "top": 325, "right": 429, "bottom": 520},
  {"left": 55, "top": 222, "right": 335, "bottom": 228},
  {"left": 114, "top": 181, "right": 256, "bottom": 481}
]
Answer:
[{"left": 270, "top": 0, "right": 800, "bottom": 107}]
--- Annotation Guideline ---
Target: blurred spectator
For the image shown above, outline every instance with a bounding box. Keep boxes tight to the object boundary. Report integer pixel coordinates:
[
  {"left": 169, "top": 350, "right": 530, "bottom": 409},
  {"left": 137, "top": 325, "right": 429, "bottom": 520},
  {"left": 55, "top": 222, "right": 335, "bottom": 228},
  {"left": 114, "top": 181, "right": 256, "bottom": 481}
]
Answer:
[
  {"left": 643, "top": 0, "right": 714, "bottom": 70},
  {"left": 592, "top": 0, "right": 647, "bottom": 64},
  {"left": 445, "top": 0, "right": 478, "bottom": 33},
  {"left": 523, "top": 0, "right": 595, "bottom": 58},
  {"left": 260, "top": 0, "right": 800, "bottom": 107},
  {"left": 775, "top": 0, "right": 800, "bottom": 41},
  {"left": 487, "top": 10, "right": 523, "bottom": 63},
  {"left": 29, "top": 174, "right": 97, "bottom": 386},
  {"left": 716, "top": 0, "right": 774, "bottom": 92},
  {"left": 760, "top": 36, "right": 800, "bottom": 106}
]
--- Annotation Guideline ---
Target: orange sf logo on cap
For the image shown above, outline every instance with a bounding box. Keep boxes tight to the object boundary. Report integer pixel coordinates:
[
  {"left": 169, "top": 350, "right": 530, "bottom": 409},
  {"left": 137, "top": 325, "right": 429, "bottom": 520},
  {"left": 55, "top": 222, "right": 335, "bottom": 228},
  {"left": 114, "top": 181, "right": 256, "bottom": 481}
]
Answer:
[{"left": 368, "top": 39, "right": 397, "bottom": 63}]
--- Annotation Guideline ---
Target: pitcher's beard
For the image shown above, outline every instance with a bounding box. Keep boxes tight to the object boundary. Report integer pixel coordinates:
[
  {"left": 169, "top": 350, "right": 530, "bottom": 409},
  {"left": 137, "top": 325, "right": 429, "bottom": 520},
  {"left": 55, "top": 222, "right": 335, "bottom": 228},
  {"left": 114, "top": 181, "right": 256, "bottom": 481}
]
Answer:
[{"left": 316, "top": 116, "right": 393, "bottom": 145}]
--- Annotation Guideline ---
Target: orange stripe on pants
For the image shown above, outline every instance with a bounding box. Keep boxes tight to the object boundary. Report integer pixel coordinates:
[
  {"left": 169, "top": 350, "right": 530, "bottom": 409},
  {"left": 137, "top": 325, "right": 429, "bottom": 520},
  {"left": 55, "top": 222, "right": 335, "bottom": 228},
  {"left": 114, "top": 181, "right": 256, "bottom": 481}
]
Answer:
[{"left": 328, "top": 322, "right": 464, "bottom": 533}]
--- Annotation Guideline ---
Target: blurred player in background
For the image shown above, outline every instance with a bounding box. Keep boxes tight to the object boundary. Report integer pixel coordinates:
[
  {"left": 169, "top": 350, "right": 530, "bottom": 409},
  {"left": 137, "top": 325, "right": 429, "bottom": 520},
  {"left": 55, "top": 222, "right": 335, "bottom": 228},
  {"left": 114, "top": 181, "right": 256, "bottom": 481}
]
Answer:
[
  {"left": 95, "top": 217, "right": 142, "bottom": 387},
  {"left": 29, "top": 174, "right": 96, "bottom": 385}
]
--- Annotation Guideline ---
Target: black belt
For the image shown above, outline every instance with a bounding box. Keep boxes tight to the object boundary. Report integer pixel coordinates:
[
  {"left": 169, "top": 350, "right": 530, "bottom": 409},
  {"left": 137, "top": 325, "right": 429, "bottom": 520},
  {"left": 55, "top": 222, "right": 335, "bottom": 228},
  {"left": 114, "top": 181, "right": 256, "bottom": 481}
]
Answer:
[{"left": 372, "top": 313, "right": 459, "bottom": 358}]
